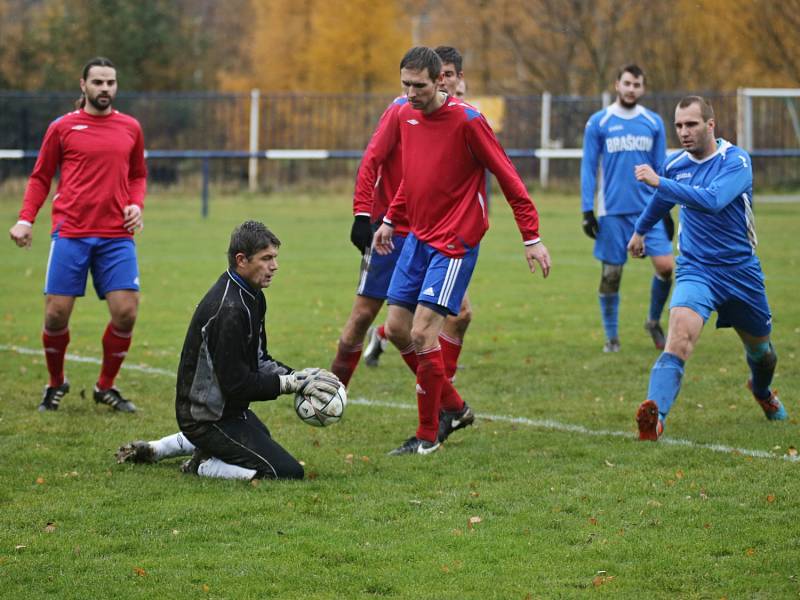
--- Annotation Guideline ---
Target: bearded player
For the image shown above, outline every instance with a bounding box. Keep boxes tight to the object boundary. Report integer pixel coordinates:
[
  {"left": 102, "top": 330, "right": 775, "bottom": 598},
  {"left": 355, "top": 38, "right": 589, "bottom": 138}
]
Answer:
[{"left": 9, "top": 57, "right": 146, "bottom": 413}]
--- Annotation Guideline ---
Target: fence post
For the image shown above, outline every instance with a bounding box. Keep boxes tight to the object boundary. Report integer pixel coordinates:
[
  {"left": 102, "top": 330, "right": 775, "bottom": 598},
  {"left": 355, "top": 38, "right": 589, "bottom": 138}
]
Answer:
[
  {"left": 539, "top": 91, "right": 551, "bottom": 189},
  {"left": 202, "top": 157, "right": 210, "bottom": 218},
  {"left": 737, "top": 88, "right": 751, "bottom": 151},
  {"left": 249, "top": 88, "right": 260, "bottom": 192}
]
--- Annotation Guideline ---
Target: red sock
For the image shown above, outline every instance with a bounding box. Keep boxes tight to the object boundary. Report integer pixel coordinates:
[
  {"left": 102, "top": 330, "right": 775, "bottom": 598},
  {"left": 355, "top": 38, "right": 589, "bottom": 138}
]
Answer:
[
  {"left": 415, "top": 347, "right": 445, "bottom": 442},
  {"left": 440, "top": 375, "right": 463, "bottom": 412},
  {"left": 399, "top": 343, "right": 418, "bottom": 374},
  {"left": 42, "top": 327, "right": 69, "bottom": 387},
  {"left": 376, "top": 324, "right": 387, "bottom": 340},
  {"left": 97, "top": 323, "right": 132, "bottom": 390},
  {"left": 439, "top": 332, "right": 463, "bottom": 381},
  {"left": 331, "top": 340, "right": 362, "bottom": 387}
]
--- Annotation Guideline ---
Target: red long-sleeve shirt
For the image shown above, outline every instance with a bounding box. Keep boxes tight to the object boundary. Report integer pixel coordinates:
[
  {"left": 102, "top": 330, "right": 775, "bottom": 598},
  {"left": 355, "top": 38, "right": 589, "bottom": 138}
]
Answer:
[
  {"left": 352, "top": 96, "right": 409, "bottom": 234},
  {"left": 384, "top": 97, "right": 540, "bottom": 257},
  {"left": 20, "top": 109, "right": 147, "bottom": 238}
]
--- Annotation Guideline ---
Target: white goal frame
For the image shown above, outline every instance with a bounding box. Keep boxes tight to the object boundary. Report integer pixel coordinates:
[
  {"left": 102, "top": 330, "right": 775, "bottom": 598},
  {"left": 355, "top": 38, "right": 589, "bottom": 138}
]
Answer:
[{"left": 737, "top": 88, "right": 800, "bottom": 153}]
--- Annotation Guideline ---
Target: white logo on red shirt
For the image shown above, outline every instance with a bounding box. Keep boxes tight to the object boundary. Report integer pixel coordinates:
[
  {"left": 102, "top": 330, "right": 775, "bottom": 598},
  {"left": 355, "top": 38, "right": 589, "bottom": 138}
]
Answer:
[
  {"left": 71, "top": 125, "right": 89, "bottom": 130},
  {"left": 406, "top": 119, "right": 419, "bottom": 125}
]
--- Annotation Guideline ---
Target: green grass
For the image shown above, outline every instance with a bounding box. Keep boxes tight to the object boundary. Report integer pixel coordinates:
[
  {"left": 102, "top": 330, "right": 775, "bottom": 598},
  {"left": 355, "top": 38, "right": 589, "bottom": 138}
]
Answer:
[{"left": 1, "top": 190, "right": 798, "bottom": 598}]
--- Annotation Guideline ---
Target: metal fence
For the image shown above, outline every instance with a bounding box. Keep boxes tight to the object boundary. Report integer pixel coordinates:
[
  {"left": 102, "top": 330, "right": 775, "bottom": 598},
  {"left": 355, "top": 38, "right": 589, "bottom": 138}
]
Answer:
[{"left": 1, "top": 90, "right": 797, "bottom": 190}]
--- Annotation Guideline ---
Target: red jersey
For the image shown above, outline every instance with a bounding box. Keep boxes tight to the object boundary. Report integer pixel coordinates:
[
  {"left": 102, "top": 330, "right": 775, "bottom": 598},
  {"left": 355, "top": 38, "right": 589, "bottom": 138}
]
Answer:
[
  {"left": 20, "top": 108, "right": 147, "bottom": 238},
  {"left": 352, "top": 97, "right": 409, "bottom": 234},
  {"left": 384, "top": 97, "right": 540, "bottom": 257}
]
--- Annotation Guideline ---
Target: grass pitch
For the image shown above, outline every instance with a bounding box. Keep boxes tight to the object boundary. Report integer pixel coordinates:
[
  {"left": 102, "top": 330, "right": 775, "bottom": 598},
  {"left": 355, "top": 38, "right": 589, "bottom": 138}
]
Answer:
[{"left": 0, "top": 189, "right": 798, "bottom": 598}]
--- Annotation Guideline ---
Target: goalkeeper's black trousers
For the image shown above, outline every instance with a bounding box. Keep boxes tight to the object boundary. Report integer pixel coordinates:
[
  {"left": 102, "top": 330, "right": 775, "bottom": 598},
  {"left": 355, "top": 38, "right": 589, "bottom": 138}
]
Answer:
[{"left": 184, "top": 409, "right": 304, "bottom": 480}]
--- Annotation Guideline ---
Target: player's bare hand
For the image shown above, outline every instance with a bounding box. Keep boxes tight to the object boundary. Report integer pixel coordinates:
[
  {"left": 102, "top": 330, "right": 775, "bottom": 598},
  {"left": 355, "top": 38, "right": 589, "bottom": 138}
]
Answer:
[
  {"left": 373, "top": 223, "right": 395, "bottom": 256},
  {"left": 525, "top": 242, "right": 551, "bottom": 278},
  {"left": 634, "top": 164, "right": 660, "bottom": 187},
  {"left": 9, "top": 222, "right": 32, "bottom": 248},
  {"left": 123, "top": 204, "right": 143, "bottom": 233},
  {"left": 627, "top": 232, "right": 646, "bottom": 258}
]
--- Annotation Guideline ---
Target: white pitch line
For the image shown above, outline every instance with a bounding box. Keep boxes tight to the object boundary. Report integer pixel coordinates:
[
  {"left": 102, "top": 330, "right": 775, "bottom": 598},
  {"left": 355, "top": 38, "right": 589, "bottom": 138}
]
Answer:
[
  {"left": 349, "top": 398, "right": 799, "bottom": 463},
  {"left": 2, "top": 344, "right": 796, "bottom": 463},
  {"left": 0, "top": 344, "right": 174, "bottom": 377}
]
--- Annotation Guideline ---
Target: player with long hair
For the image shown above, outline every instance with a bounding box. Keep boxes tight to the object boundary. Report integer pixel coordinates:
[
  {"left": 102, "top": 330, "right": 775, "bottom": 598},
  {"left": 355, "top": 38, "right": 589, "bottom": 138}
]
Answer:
[{"left": 9, "top": 57, "right": 147, "bottom": 412}]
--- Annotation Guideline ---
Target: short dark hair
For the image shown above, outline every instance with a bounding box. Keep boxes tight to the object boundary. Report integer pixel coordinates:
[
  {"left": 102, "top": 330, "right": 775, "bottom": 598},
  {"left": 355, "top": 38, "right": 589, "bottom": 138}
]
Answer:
[
  {"left": 677, "top": 95, "right": 715, "bottom": 121},
  {"left": 77, "top": 57, "right": 116, "bottom": 109},
  {"left": 400, "top": 46, "right": 442, "bottom": 82},
  {"left": 617, "top": 63, "right": 645, "bottom": 82},
  {"left": 434, "top": 46, "right": 462, "bottom": 73},
  {"left": 227, "top": 221, "right": 281, "bottom": 269}
]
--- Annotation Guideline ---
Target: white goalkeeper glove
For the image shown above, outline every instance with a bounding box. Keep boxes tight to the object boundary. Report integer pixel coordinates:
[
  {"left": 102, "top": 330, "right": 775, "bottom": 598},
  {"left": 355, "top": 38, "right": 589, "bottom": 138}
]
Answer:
[{"left": 279, "top": 368, "right": 341, "bottom": 401}]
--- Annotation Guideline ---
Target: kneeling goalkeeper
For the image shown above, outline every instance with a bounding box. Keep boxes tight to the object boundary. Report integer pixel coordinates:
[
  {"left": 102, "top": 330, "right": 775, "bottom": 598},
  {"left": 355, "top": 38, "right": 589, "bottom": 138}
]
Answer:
[{"left": 117, "top": 221, "right": 340, "bottom": 480}]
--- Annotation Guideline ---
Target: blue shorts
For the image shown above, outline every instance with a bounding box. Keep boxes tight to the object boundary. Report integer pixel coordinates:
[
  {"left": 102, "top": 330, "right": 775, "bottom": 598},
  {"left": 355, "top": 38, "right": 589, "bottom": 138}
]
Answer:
[
  {"left": 45, "top": 235, "right": 140, "bottom": 299},
  {"left": 670, "top": 255, "right": 772, "bottom": 337},
  {"left": 387, "top": 233, "right": 478, "bottom": 316},
  {"left": 356, "top": 234, "right": 406, "bottom": 300},
  {"left": 595, "top": 214, "right": 672, "bottom": 265}
]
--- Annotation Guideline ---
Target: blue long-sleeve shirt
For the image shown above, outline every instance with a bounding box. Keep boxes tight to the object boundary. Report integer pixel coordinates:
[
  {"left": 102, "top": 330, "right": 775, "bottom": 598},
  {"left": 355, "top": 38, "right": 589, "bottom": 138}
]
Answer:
[
  {"left": 581, "top": 103, "right": 666, "bottom": 216},
  {"left": 635, "top": 139, "right": 757, "bottom": 266}
]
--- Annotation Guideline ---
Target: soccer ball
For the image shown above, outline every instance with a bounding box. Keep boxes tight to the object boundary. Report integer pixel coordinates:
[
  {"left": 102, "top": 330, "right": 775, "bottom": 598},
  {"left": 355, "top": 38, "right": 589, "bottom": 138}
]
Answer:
[{"left": 294, "top": 384, "right": 347, "bottom": 427}]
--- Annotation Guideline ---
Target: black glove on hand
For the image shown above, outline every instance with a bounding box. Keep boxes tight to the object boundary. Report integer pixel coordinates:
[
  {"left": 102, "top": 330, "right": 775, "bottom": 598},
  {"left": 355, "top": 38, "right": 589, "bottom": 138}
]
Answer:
[
  {"left": 582, "top": 210, "right": 599, "bottom": 239},
  {"left": 350, "top": 215, "right": 373, "bottom": 254},
  {"left": 662, "top": 212, "right": 675, "bottom": 241}
]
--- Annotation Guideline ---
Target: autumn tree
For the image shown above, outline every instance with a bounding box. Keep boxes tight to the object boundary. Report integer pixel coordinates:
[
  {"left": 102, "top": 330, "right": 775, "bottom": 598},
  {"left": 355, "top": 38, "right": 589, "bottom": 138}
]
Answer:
[
  {"left": 224, "top": 0, "right": 410, "bottom": 93},
  {"left": 0, "top": 0, "right": 250, "bottom": 91}
]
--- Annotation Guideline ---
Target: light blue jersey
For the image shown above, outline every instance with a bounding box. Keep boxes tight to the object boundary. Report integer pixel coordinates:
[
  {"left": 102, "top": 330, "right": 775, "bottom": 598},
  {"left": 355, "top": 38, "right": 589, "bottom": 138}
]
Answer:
[
  {"left": 635, "top": 139, "right": 756, "bottom": 266},
  {"left": 581, "top": 104, "right": 667, "bottom": 216}
]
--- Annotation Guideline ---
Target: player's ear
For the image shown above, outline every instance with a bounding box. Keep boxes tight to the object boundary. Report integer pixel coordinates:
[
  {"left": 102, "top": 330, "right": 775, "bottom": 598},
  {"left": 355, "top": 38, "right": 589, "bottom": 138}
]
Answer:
[{"left": 235, "top": 252, "right": 249, "bottom": 267}]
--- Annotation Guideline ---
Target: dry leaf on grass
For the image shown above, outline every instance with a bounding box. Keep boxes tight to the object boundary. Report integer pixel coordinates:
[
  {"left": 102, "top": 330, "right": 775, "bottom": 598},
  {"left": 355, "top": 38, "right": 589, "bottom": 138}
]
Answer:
[
  {"left": 133, "top": 567, "right": 146, "bottom": 577},
  {"left": 35, "top": 477, "right": 45, "bottom": 485},
  {"left": 767, "top": 494, "right": 776, "bottom": 503},
  {"left": 788, "top": 447, "right": 798, "bottom": 457},
  {"left": 592, "top": 575, "right": 615, "bottom": 587},
  {"left": 43, "top": 522, "right": 56, "bottom": 533},
  {"left": 467, "top": 516, "right": 482, "bottom": 530}
]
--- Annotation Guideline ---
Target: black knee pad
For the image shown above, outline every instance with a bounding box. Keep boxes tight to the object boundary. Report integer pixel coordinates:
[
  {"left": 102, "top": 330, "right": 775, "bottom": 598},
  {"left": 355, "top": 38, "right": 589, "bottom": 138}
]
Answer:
[
  {"left": 746, "top": 342, "right": 777, "bottom": 370},
  {"left": 761, "top": 345, "right": 778, "bottom": 370},
  {"left": 599, "top": 263, "right": 623, "bottom": 294}
]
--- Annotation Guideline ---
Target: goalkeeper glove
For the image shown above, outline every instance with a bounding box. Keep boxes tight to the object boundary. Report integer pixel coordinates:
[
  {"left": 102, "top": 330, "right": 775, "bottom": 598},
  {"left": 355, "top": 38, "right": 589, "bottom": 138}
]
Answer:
[
  {"left": 279, "top": 368, "right": 341, "bottom": 401},
  {"left": 582, "top": 210, "right": 598, "bottom": 239},
  {"left": 350, "top": 215, "right": 373, "bottom": 254},
  {"left": 662, "top": 212, "right": 675, "bottom": 241}
]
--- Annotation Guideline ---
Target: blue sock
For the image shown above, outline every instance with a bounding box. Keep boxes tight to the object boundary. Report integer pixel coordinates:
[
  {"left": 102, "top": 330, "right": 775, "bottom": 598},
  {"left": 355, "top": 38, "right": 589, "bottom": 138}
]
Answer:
[
  {"left": 648, "top": 275, "right": 672, "bottom": 323},
  {"left": 646, "top": 352, "right": 685, "bottom": 420},
  {"left": 745, "top": 342, "right": 776, "bottom": 400},
  {"left": 599, "top": 293, "right": 619, "bottom": 341}
]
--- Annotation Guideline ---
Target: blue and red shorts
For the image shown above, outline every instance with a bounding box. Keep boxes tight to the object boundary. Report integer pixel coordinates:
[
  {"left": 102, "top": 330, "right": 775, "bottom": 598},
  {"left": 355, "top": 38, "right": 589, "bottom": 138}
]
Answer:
[
  {"left": 387, "top": 233, "right": 478, "bottom": 316},
  {"left": 356, "top": 233, "right": 406, "bottom": 300},
  {"left": 45, "top": 235, "right": 140, "bottom": 299}
]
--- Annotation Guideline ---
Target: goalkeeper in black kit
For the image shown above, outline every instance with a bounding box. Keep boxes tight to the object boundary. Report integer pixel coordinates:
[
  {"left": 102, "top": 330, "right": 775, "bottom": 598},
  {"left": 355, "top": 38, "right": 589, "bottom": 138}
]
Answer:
[{"left": 116, "top": 221, "right": 341, "bottom": 481}]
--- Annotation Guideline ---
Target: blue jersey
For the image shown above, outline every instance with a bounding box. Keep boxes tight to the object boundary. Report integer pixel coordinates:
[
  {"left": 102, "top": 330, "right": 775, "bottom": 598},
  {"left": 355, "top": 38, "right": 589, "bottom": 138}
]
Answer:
[
  {"left": 635, "top": 139, "right": 756, "bottom": 266},
  {"left": 581, "top": 104, "right": 667, "bottom": 216}
]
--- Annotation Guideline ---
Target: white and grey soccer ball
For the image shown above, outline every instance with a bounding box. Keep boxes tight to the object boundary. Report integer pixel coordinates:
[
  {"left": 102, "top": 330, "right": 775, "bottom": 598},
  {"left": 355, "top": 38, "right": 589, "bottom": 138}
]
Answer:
[{"left": 294, "top": 383, "right": 347, "bottom": 427}]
